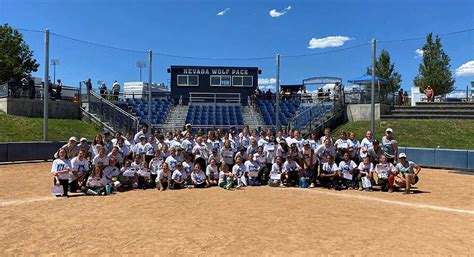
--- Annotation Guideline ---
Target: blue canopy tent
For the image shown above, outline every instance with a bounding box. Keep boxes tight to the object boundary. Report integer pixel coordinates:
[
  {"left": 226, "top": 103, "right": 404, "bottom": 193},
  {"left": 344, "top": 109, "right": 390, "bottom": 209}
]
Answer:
[{"left": 348, "top": 75, "right": 389, "bottom": 84}]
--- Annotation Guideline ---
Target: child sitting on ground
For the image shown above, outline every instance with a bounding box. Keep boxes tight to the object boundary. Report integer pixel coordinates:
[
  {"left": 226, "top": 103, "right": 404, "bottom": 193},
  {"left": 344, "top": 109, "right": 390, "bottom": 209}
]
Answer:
[
  {"left": 206, "top": 158, "right": 219, "bottom": 186},
  {"left": 86, "top": 165, "right": 106, "bottom": 195},
  {"left": 191, "top": 163, "right": 209, "bottom": 188}
]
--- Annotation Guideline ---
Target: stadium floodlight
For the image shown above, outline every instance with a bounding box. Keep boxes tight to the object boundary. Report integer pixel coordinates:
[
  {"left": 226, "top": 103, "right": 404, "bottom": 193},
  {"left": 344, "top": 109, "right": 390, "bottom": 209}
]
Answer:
[
  {"left": 136, "top": 61, "right": 147, "bottom": 82},
  {"left": 50, "top": 59, "right": 60, "bottom": 84}
]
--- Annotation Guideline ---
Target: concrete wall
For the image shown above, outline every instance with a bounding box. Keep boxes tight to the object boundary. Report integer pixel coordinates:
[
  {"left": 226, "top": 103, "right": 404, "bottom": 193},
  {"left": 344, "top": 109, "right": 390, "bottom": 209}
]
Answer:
[
  {"left": 346, "top": 103, "right": 391, "bottom": 122},
  {"left": 0, "top": 141, "right": 65, "bottom": 162},
  {"left": 0, "top": 98, "right": 80, "bottom": 119}
]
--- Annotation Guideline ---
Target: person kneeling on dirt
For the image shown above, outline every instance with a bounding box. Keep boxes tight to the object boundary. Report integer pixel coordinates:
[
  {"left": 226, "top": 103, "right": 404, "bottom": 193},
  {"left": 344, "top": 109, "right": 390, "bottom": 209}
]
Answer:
[
  {"left": 120, "top": 160, "right": 139, "bottom": 190},
  {"left": 282, "top": 155, "right": 302, "bottom": 187},
  {"left": 357, "top": 156, "right": 374, "bottom": 191},
  {"left": 245, "top": 153, "right": 261, "bottom": 186},
  {"left": 103, "top": 157, "right": 121, "bottom": 191},
  {"left": 86, "top": 165, "right": 106, "bottom": 195},
  {"left": 268, "top": 156, "right": 284, "bottom": 187},
  {"left": 171, "top": 162, "right": 186, "bottom": 189},
  {"left": 338, "top": 152, "right": 358, "bottom": 189},
  {"left": 319, "top": 155, "right": 341, "bottom": 189},
  {"left": 191, "top": 163, "right": 210, "bottom": 188},
  {"left": 372, "top": 155, "right": 397, "bottom": 192},
  {"left": 70, "top": 149, "right": 90, "bottom": 193},
  {"left": 394, "top": 153, "right": 421, "bottom": 194},
  {"left": 157, "top": 162, "right": 171, "bottom": 191}
]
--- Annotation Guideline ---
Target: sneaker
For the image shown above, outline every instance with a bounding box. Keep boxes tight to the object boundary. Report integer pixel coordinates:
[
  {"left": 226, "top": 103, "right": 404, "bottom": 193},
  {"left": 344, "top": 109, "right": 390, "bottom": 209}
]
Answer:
[
  {"left": 388, "top": 187, "right": 394, "bottom": 193},
  {"left": 364, "top": 188, "right": 370, "bottom": 192},
  {"left": 309, "top": 183, "right": 315, "bottom": 188},
  {"left": 359, "top": 187, "right": 364, "bottom": 191},
  {"left": 86, "top": 189, "right": 98, "bottom": 195}
]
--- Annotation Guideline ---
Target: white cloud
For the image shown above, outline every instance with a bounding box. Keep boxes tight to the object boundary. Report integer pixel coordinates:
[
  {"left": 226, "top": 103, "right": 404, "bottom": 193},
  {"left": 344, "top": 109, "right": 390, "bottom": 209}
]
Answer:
[
  {"left": 307, "top": 36, "right": 353, "bottom": 49},
  {"left": 269, "top": 6, "right": 292, "bottom": 17},
  {"left": 217, "top": 8, "right": 230, "bottom": 16},
  {"left": 455, "top": 60, "right": 474, "bottom": 77},
  {"left": 415, "top": 49, "right": 424, "bottom": 58},
  {"left": 258, "top": 78, "right": 277, "bottom": 85}
]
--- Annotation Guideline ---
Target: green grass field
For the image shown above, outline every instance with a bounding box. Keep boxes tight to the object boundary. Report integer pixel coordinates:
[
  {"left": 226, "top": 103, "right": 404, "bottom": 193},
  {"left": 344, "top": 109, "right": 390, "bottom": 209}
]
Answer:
[
  {"left": 333, "top": 119, "right": 474, "bottom": 150},
  {"left": 0, "top": 112, "right": 101, "bottom": 142}
]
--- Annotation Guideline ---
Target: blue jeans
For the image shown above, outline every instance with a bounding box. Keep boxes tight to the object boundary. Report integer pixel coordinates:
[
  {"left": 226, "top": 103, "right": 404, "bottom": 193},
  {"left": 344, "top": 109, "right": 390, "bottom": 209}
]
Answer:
[{"left": 248, "top": 177, "right": 260, "bottom": 186}]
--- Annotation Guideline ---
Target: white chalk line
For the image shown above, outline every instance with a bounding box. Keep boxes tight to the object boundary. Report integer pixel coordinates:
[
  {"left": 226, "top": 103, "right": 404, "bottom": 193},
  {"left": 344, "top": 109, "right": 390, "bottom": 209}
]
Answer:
[
  {"left": 0, "top": 196, "right": 58, "bottom": 207},
  {"left": 287, "top": 188, "right": 474, "bottom": 215},
  {"left": 1, "top": 189, "right": 473, "bottom": 216}
]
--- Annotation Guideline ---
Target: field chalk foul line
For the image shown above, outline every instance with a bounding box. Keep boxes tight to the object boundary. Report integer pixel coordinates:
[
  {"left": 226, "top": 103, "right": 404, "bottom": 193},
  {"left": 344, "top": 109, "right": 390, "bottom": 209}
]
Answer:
[
  {"left": 0, "top": 196, "right": 58, "bottom": 207},
  {"left": 290, "top": 188, "right": 474, "bottom": 216}
]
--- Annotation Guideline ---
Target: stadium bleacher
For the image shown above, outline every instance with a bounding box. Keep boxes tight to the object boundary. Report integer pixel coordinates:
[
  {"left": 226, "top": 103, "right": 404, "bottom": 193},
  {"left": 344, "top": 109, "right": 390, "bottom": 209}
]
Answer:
[
  {"left": 126, "top": 98, "right": 172, "bottom": 125},
  {"left": 185, "top": 104, "right": 244, "bottom": 127},
  {"left": 257, "top": 99, "right": 301, "bottom": 126}
]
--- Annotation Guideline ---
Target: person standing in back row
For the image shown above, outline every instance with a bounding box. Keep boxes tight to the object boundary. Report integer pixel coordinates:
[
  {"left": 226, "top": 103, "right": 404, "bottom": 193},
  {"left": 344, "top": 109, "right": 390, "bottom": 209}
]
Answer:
[
  {"left": 100, "top": 82, "right": 107, "bottom": 98},
  {"left": 56, "top": 79, "right": 63, "bottom": 100},
  {"left": 424, "top": 86, "right": 434, "bottom": 102},
  {"left": 382, "top": 128, "right": 398, "bottom": 165},
  {"left": 112, "top": 80, "right": 120, "bottom": 101}
]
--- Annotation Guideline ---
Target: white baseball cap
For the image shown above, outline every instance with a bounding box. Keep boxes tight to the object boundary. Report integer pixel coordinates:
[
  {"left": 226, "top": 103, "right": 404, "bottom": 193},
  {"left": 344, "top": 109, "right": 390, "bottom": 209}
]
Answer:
[
  {"left": 80, "top": 137, "right": 87, "bottom": 142},
  {"left": 69, "top": 136, "right": 77, "bottom": 142},
  {"left": 399, "top": 153, "right": 407, "bottom": 158},
  {"left": 386, "top": 128, "right": 393, "bottom": 133}
]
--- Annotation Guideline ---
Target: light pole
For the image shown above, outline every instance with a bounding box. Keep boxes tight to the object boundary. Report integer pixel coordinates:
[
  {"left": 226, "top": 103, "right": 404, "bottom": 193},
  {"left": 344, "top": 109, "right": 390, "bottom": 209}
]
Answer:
[
  {"left": 136, "top": 61, "right": 146, "bottom": 82},
  {"left": 51, "top": 59, "right": 59, "bottom": 83}
]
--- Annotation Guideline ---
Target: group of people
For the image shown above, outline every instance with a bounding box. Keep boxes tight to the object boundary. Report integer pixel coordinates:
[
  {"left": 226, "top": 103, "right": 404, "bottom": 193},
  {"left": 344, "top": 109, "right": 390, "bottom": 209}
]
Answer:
[
  {"left": 50, "top": 124, "right": 421, "bottom": 197},
  {"left": 6, "top": 76, "right": 65, "bottom": 100}
]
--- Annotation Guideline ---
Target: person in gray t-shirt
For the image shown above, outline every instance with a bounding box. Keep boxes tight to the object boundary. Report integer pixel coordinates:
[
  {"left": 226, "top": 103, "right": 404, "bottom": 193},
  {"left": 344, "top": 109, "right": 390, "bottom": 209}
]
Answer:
[
  {"left": 382, "top": 128, "right": 398, "bottom": 164},
  {"left": 395, "top": 153, "right": 421, "bottom": 194}
]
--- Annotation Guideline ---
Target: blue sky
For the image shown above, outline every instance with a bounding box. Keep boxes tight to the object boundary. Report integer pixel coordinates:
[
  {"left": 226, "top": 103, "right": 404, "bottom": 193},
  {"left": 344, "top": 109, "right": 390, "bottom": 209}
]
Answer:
[{"left": 1, "top": 0, "right": 473, "bottom": 91}]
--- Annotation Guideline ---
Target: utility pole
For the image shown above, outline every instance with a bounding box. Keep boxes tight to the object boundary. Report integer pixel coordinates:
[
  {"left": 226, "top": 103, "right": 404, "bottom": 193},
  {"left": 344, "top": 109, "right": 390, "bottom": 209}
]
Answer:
[
  {"left": 148, "top": 50, "right": 153, "bottom": 127},
  {"left": 43, "top": 29, "right": 50, "bottom": 141},
  {"left": 275, "top": 54, "right": 281, "bottom": 131},
  {"left": 136, "top": 61, "right": 146, "bottom": 82},
  {"left": 371, "top": 39, "right": 376, "bottom": 135},
  {"left": 51, "top": 59, "right": 59, "bottom": 83}
]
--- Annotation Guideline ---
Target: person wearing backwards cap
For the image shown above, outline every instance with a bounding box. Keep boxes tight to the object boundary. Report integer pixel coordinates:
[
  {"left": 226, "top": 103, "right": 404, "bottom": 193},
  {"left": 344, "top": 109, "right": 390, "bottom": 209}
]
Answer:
[
  {"left": 77, "top": 137, "right": 92, "bottom": 160},
  {"left": 55, "top": 137, "right": 79, "bottom": 159},
  {"left": 395, "top": 153, "right": 421, "bottom": 194},
  {"left": 382, "top": 128, "right": 398, "bottom": 165}
]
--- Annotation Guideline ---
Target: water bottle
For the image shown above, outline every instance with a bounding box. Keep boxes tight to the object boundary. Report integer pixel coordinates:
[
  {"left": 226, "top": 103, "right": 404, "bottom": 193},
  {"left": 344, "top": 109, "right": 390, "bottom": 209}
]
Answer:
[
  {"left": 105, "top": 184, "right": 111, "bottom": 195},
  {"left": 299, "top": 177, "right": 308, "bottom": 188}
]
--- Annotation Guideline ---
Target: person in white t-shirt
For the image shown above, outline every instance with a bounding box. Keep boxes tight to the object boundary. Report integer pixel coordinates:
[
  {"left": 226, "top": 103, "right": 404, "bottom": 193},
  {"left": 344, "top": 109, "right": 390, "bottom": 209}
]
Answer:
[
  {"left": 360, "top": 130, "right": 374, "bottom": 159},
  {"left": 357, "top": 156, "right": 374, "bottom": 191},
  {"left": 373, "top": 154, "right": 397, "bottom": 192},
  {"left": 103, "top": 157, "right": 121, "bottom": 187},
  {"left": 181, "top": 132, "right": 194, "bottom": 155},
  {"left": 69, "top": 149, "right": 90, "bottom": 192},
  {"left": 171, "top": 162, "right": 186, "bottom": 189},
  {"left": 93, "top": 146, "right": 109, "bottom": 167},
  {"left": 157, "top": 162, "right": 171, "bottom": 191},
  {"left": 338, "top": 153, "right": 358, "bottom": 189},
  {"left": 319, "top": 155, "right": 341, "bottom": 189},
  {"left": 232, "top": 157, "right": 247, "bottom": 188},
  {"left": 334, "top": 131, "right": 350, "bottom": 163},
  {"left": 268, "top": 156, "right": 284, "bottom": 187},
  {"left": 282, "top": 155, "right": 302, "bottom": 187},
  {"left": 191, "top": 163, "right": 209, "bottom": 188},
  {"left": 148, "top": 151, "right": 163, "bottom": 189},
  {"left": 206, "top": 159, "right": 219, "bottom": 186},
  {"left": 245, "top": 153, "right": 260, "bottom": 186},
  {"left": 86, "top": 165, "right": 106, "bottom": 194},
  {"left": 51, "top": 148, "right": 72, "bottom": 197}
]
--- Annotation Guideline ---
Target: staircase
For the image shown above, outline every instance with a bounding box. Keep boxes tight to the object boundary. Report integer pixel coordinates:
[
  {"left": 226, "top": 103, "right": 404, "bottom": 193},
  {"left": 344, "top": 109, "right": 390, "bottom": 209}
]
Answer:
[
  {"left": 242, "top": 106, "right": 266, "bottom": 130},
  {"left": 162, "top": 105, "right": 189, "bottom": 132},
  {"left": 381, "top": 102, "right": 474, "bottom": 119}
]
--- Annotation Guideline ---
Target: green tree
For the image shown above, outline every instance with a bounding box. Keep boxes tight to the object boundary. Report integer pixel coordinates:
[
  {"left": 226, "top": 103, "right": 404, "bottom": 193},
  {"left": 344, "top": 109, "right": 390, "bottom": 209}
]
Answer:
[
  {"left": 0, "top": 24, "right": 39, "bottom": 82},
  {"left": 414, "top": 33, "right": 455, "bottom": 95},
  {"left": 366, "top": 49, "right": 402, "bottom": 96}
]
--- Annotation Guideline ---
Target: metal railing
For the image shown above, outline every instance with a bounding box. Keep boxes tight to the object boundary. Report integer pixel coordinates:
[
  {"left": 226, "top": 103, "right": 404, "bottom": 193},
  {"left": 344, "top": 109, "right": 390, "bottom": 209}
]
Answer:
[
  {"left": 189, "top": 92, "right": 241, "bottom": 104},
  {"left": 88, "top": 91, "right": 139, "bottom": 133},
  {"left": 0, "top": 83, "right": 80, "bottom": 102}
]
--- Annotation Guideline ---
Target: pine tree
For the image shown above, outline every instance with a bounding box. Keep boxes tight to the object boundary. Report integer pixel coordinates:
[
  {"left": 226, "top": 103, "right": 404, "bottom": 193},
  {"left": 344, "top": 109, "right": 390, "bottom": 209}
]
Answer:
[
  {"left": 414, "top": 33, "right": 455, "bottom": 95},
  {"left": 366, "top": 49, "right": 402, "bottom": 96},
  {"left": 0, "top": 24, "right": 39, "bottom": 82}
]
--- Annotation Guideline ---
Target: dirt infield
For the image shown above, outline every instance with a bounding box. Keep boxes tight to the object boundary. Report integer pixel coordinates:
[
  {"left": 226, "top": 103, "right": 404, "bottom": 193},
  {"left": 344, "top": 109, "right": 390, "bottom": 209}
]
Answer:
[{"left": 0, "top": 162, "right": 473, "bottom": 255}]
